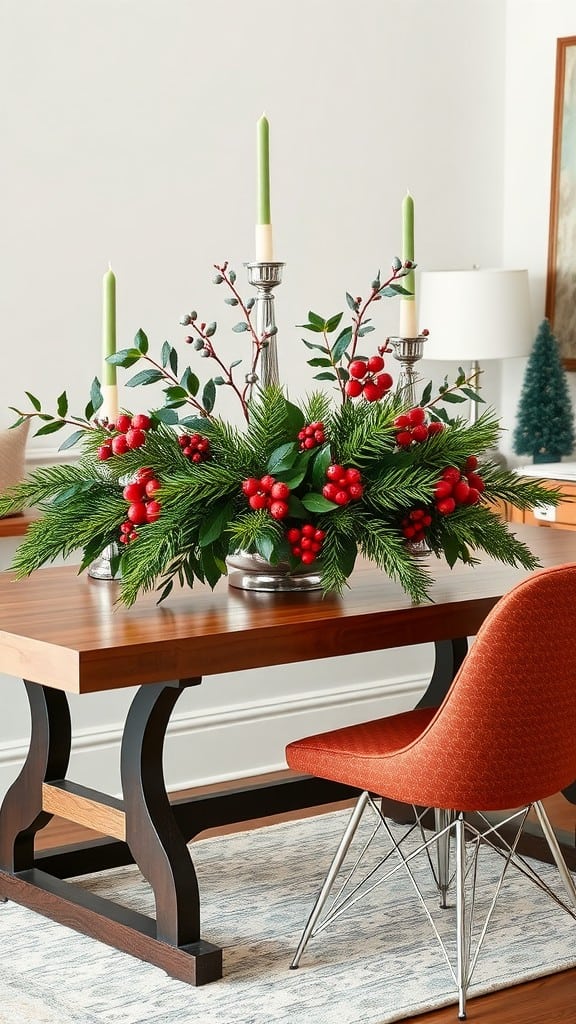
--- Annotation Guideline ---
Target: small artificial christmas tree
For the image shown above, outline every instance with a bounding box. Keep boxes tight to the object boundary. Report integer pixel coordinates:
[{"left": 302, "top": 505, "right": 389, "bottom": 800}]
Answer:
[{"left": 513, "top": 318, "right": 575, "bottom": 463}]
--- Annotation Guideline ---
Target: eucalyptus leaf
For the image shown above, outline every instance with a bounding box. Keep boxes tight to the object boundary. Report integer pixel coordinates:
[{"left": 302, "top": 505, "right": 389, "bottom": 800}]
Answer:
[
  {"left": 180, "top": 367, "right": 200, "bottom": 396},
  {"left": 107, "top": 348, "right": 141, "bottom": 368},
  {"left": 313, "top": 371, "right": 337, "bottom": 381},
  {"left": 90, "top": 377, "right": 103, "bottom": 413},
  {"left": 126, "top": 369, "right": 164, "bottom": 387},
  {"left": 331, "top": 326, "right": 353, "bottom": 363},
  {"left": 169, "top": 346, "right": 178, "bottom": 375},
  {"left": 325, "top": 312, "right": 343, "bottom": 334},
  {"left": 59, "top": 429, "right": 86, "bottom": 451},
  {"left": 35, "top": 420, "right": 65, "bottom": 436},
  {"left": 346, "top": 292, "right": 358, "bottom": 311},
  {"left": 307, "top": 311, "right": 326, "bottom": 328},
  {"left": 161, "top": 341, "right": 171, "bottom": 368},
  {"left": 202, "top": 378, "right": 216, "bottom": 413},
  {"left": 152, "top": 407, "right": 179, "bottom": 424},
  {"left": 232, "top": 322, "right": 249, "bottom": 333},
  {"left": 56, "top": 392, "right": 68, "bottom": 417},
  {"left": 441, "top": 393, "right": 467, "bottom": 404},
  {"left": 134, "top": 329, "right": 149, "bottom": 355}
]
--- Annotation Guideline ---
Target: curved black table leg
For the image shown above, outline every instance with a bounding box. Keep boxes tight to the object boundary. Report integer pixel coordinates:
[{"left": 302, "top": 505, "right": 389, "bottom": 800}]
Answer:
[
  {"left": 0, "top": 681, "right": 71, "bottom": 873},
  {"left": 120, "top": 677, "right": 221, "bottom": 980},
  {"left": 417, "top": 638, "right": 469, "bottom": 709}
]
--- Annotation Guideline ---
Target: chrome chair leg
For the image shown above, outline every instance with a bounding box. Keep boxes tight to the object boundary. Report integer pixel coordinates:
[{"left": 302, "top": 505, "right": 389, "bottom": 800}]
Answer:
[
  {"left": 435, "top": 808, "right": 452, "bottom": 907},
  {"left": 533, "top": 800, "right": 576, "bottom": 907},
  {"left": 290, "top": 790, "right": 370, "bottom": 969},
  {"left": 455, "top": 812, "right": 468, "bottom": 1020}
]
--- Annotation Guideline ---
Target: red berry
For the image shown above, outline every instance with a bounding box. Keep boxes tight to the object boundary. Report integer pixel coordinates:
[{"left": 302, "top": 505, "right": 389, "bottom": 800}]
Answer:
[
  {"left": 111, "top": 434, "right": 129, "bottom": 456},
  {"left": 123, "top": 482, "right": 145, "bottom": 502},
  {"left": 453, "top": 480, "right": 470, "bottom": 504},
  {"left": 191, "top": 453, "right": 202, "bottom": 463},
  {"left": 464, "top": 487, "right": 480, "bottom": 505},
  {"left": 131, "top": 413, "right": 152, "bottom": 431},
  {"left": 145, "top": 500, "right": 161, "bottom": 522},
  {"left": 467, "top": 472, "right": 485, "bottom": 493},
  {"left": 302, "top": 523, "right": 316, "bottom": 538},
  {"left": 407, "top": 406, "right": 426, "bottom": 426},
  {"left": 442, "top": 467, "right": 461, "bottom": 484},
  {"left": 375, "top": 372, "right": 393, "bottom": 392},
  {"left": 242, "top": 477, "right": 261, "bottom": 497},
  {"left": 314, "top": 529, "right": 326, "bottom": 541},
  {"left": 125, "top": 428, "right": 146, "bottom": 450},
  {"left": 396, "top": 431, "right": 412, "bottom": 447},
  {"left": 428, "top": 421, "right": 444, "bottom": 435},
  {"left": 436, "top": 497, "right": 456, "bottom": 515},
  {"left": 134, "top": 466, "right": 154, "bottom": 484},
  {"left": 270, "top": 481, "right": 290, "bottom": 500},
  {"left": 301, "top": 537, "right": 312, "bottom": 550},
  {"left": 366, "top": 354, "right": 385, "bottom": 373},
  {"left": 259, "top": 474, "right": 276, "bottom": 493},
  {"left": 145, "top": 478, "right": 161, "bottom": 498},
  {"left": 403, "top": 525, "right": 416, "bottom": 539},
  {"left": 434, "top": 479, "right": 453, "bottom": 499},
  {"left": 363, "top": 383, "right": 382, "bottom": 402},
  {"left": 345, "top": 467, "right": 362, "bottom": 484},
  {"left": 97, "top": 444, "right": 112, "bottom": 461},
  {"left": 394, "top": 414, "right": 410, "bottom": 428},
  {"left": 334, "top": 490, "right": 350, "bottom": 505},
  {"left": 129, "top": 530, "right": 139, "bottom": 542},
  {"left": 465, "top": 455, "right": 478, "bottom": 471},
  {"left": 115, "top": 413, "right": 132, "bottom": 433},
  {"left": 269, "top": 500, "right": 289, "bottom": 520},
  {"left": 345, "top": 379, "right": 363, "bottom": 398},
  {"left": 249, "top": 493, "right": 268, "bottom": 510},
  {"left": 291, "top": 546, "right": 302, "bottom": 558},
  {"left": 120, "top": 521, "right": 132, "bottom": 534},
  {"left": 326, "top": 464, "right": 344, "bottom": 482},
  {"left": 127, "top": 501, "right": 148, "bottom": 525},
  {"left": 304, "top": 437, "right": 316, "bottom": 449},
  {"left": 178, "top": 434, "right": 190, "bottom": 447},
  {"left": 411, "top": 424, "right": 429, "bottom": 443},
  {"left": 348, "top": 483, "right": 364, "bottom": 500},
  {"left": 349, "top": 359, "right": 367, "bottom": 379},
  {"left": 301, "top": 550, "right": 316, "bottom": 565},
  {"left": 287, "top": 527, "right": 301, "bottom": 544},
  {"left": 197, "top": 438, "right": 210, "bottom": 452},
  {"left": 322, "top": 483, "right": 338, "bottom": 502}
]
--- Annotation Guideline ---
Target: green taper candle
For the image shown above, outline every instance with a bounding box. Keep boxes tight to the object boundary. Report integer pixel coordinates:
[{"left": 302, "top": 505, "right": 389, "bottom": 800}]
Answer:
[
  {"left": 257, "top": 114, "right": 271, "bottom": 225},
  {"left": 402, "top": 191, "right": 415, "bottom": 298},
  {"left": 102, "top": 265, "right": 116, "bottom": 387}
]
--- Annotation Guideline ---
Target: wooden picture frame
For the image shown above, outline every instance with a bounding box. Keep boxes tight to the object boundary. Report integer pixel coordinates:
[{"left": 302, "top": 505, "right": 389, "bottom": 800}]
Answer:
[{"left": 546, "top": 36, "right": 576, "bottom": 369}]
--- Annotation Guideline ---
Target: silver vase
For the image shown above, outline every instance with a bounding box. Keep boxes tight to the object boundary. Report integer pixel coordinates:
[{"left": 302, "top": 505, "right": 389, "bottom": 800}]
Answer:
[{"left": 226, "top": 550, "right": 322, "bottom": 592}]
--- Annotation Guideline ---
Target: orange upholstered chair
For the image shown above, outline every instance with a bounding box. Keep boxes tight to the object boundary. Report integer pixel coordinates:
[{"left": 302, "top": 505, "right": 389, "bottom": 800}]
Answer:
[{"left": 286, "top": 564, "right": 576, "bottom": 1020}]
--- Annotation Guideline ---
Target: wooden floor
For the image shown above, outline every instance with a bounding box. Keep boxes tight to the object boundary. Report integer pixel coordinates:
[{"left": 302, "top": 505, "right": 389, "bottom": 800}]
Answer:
[{"left": 35, "top": 773, "right": 576, "bottom": 1024}]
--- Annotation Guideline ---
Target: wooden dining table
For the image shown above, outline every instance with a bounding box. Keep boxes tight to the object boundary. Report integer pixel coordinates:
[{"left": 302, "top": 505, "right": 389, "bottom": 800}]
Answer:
[{"left": 0, "top": 524, "right": 574, "bottom": 986}]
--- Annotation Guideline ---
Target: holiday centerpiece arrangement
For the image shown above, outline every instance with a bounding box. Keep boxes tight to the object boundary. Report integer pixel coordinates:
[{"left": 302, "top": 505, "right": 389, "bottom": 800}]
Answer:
[
  {"left": 0, "top": 117, "right": 559, "bottom": 606},
  {"left": 0, "top": 255, "right": 559, "bottom": 607}
]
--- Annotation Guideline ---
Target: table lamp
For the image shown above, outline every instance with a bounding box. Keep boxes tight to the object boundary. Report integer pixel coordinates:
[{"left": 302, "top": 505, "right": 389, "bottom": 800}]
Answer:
[{"left": 417, "top": 268, "right": 533, "bottom": 423}]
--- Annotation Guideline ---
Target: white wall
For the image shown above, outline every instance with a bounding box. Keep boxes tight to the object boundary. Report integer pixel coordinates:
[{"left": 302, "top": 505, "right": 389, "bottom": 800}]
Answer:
[
  {"left": 0, "top": 0, "right": 509, "bottom": 800},
  {"left": 500, "top": 0, "right": 576, "bottom": 463}
]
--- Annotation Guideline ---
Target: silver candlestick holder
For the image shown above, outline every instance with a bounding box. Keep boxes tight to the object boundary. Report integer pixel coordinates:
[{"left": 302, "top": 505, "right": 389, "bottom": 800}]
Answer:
[
  {"left": 88, "top": 542, "right": 120, "bottom": 580},
  {"left": 245, "top": 261, "right": 284, "bottom": 387},
  {"left": 388, "top": 334, "right": 428, "bottom": 407}
]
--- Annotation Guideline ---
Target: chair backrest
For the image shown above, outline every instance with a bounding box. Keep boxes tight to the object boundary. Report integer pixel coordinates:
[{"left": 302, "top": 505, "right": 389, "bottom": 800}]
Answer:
[{"left": 403, "top": 563, "right": 576, "bottom": 811}]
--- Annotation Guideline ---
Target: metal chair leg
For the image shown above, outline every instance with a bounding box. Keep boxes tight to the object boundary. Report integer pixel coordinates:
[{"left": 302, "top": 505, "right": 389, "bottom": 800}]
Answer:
[
  {"left": 455, "top": 812, "right": 468, "bottom": 1020},
  {"left": 533, "top": 800, "right": 576, "bottom": 908},
  {"left": 290, "top": 790, "right": 370, "bottom": 969},
  {"left": 435, "top": 808, "right": 452, "bottom": 907}
]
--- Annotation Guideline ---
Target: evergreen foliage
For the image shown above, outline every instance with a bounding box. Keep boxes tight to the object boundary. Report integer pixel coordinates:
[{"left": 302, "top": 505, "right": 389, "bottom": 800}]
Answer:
[{"left": 513, "top": 319, "right": 574, "bottom": 461}]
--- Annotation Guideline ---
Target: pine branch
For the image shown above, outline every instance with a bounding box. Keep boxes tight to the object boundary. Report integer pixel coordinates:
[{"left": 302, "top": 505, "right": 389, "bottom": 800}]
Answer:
[
  {"left": 357, "top": 516, "right": 434, "bottom": 603},
  {"left": 0, "top": 462, "right": 104, "bottom": 517},
  {"left": 439, "top": 505, "right": 541, "bottom": 571},
  {"left": 480, "top": 465, "right": 563, "bottom": 510}
]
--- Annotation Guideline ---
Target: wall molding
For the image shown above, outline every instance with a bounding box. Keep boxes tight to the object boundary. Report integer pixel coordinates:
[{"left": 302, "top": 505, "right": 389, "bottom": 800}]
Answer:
[{"left": 0, "top": 672, "right": 428, "bottom": 801}]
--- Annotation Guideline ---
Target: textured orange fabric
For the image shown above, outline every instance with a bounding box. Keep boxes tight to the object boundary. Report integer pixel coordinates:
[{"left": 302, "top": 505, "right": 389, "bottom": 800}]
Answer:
[{"left": 286, "top": 564, "right": 576, "bottom": 811}]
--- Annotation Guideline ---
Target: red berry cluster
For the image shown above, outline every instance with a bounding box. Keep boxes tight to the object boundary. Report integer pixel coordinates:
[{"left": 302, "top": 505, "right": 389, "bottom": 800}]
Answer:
[
  {"left": 242, "top": 475, "right": 291, "bottom": 520},
  {"left": 286, "top": 523, "right": 326, "bottom": 564},
  {"left": 297, "top": 421, "right": 326, "bottom": 451},
  {"left": 98, "top": 413, "right": 153, "bottom": 461},
  {"left": 433, "top": 456, "right": 484, "bottom": 515},
  {"left": 345, "top": 355, "right": 393, "bottom": 402},
  {"left": 322, "top": 465, "right": 364, "bottom": 505},
  {"left": 178, "top": 432, "right": 211, "bottom": 463},
  {"left": 118, "top": 468, "right": 161, "bottom": 544},
  {"left": 394, "top": 407, "right": 444, "bottom": 447},
  {"left": 401, "top": 506, "right": 432, "bottom": 543}
]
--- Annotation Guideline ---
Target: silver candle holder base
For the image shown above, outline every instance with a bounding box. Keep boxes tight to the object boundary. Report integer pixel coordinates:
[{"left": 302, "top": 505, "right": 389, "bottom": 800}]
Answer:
[
  {"left": 245, "top": 261, "right": 284, "bottom": 388},
  {"left": 388, "top": 334, "right": 428, "bottom": 407},
  {"left": 227, "top": 550, "right": 323, "bottom": 593},
  {"left": 88, "top": 543, "right": 121, "bottom": 580}
]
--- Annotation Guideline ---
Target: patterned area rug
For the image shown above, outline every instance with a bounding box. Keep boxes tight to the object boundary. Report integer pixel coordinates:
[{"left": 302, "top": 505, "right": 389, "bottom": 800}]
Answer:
[{"left": 1, "top": 808, "right": 575, "bottom": 1024}]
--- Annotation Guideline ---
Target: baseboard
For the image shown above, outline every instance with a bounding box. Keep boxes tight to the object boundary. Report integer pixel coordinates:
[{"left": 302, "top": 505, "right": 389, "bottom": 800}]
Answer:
[{"left": 0, "top": 673, "right": 428, "bottom": 802}]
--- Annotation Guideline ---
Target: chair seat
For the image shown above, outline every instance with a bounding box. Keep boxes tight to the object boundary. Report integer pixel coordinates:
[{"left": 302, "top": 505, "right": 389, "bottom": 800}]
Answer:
[{"left": 286, "top": 706, "right": 439, "bottom": 804}]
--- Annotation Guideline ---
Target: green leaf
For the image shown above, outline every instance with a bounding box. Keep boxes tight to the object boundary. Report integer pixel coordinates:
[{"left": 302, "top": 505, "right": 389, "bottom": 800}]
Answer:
[
  {"left": 338, "top": 535, "right": 358, "bottom": 577},
  {"left": 90, "top": 377, "right": 103, "bottom": 414},
  {"left": 199, "top": 501, "right": 233, "bottom": 547},
  {"left": 126, "top": 369, "right": 164, "bottom": 387},
  {"left": 169, "top": 346, "right": 178, "bottom": 375},
  {"left": 441, "top": 393, "right": 467, "bottom": 404},
  {"left": 287, "top": 494, "right": 307, "bottom": 519},
  {"left": 179, "top": 415, "right": 212, "bottom": 431},
  {"left": 56, "top": 392, "right": 68, "bottom": 417},
  {"left": 442, "top": 533, "right": 461, "bottom": 568},
  {"left": 34, "top": 420, "right": 65, "bottom": 436},
  {"left": 325, "top": 312, "right": 343, "bottom": 334},
  {"left": 307, "top": 311, "right": 326, "bottom": 328},
  {"left": 180, "top": 367, "right": 199, "bottom": 396},
  {"left": 311, "top": 444, "right": 332, "bottom": 489},
  {"left": 331, "top": 326, "right": 353, "bottom": 363},
  {"left": 302, "top": 492, "right": 337, "bottom": 513},
  {"left": 461, "top": 387, "right": 485, "bottom": 403},
  {"left": 313, "top": 371, "right": 337, "bottom": 381},
  {"left": 202, "top": 378, "right": 216, "bottom": 413},
  {"left": 308, "top": 357, "right": 333, "bottom": 367},
  {"left": 164, "top": 386, "right": 188, "bottom": 401},
  {"left": 25, "top": 392, "right": 41, "bottom": 412},
  {"left": 358, "top": 325, "right": 375, "bottom": 336},
  {"left": 107, "top": 348, "right": 141, "bottom": 368},
  {"left": 301, "top": 339, "right": 329, "bottom": 353},
  {"left": 152, "top": 407, "right": 179, "bottom": 424},
  {"left": 420, "top": 381, "right": 432, "bottom": 405},
  {"left": 299, "top": 323, "right": 325, "bottom": 334},
  {"left": 284, "top": 400, "right": 305, "bottom": 435},
  {"left": 276, "top": 466, "right": 308, "bottom": 489},
  {"left": 266, "top": 442, "right": 299, "bottom": 474},
  {"left": 58, "top": 429, "right": 85, "bottom": 451},
  {"left": 199, "top": 543, "right": 225, "bottom": 589},
  {"left": 255, "top": 533, "right": 276, "bottom": 562},
  {"left": 232, "top": 322, "right": 249, "bottom": 333},
  {"left": 346, "top": 292, "right": 358, "bottom": 311},
  {"left": 134, "top": 329, "right": 149, "bottom": 355},
  {"left": 161, "top": 341, "right": 171, "bottom": 368}
]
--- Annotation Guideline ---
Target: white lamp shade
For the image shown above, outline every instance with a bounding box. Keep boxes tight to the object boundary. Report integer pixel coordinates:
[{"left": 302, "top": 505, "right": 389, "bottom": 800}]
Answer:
[{"left": 418, "top": 269, "right": 533, "bottom": 361}]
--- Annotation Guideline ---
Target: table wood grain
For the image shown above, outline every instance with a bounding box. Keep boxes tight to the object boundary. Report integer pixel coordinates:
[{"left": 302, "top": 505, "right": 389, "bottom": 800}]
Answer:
[{"left": 0, "top": 525, "right": 573, "bottom": 693}]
